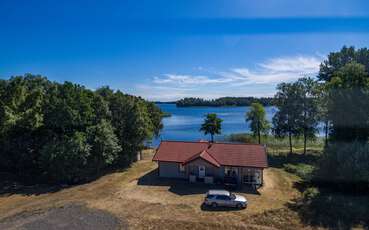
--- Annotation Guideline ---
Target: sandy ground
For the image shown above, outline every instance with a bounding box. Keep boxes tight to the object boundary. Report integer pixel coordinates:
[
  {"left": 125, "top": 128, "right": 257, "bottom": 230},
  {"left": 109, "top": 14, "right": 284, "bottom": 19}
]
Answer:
[
  {"left": 0, "top": 150, "right": 304, "bottom": 230},
  {"left": 0, "top": 204, "right": 125, "bottom": 230}
]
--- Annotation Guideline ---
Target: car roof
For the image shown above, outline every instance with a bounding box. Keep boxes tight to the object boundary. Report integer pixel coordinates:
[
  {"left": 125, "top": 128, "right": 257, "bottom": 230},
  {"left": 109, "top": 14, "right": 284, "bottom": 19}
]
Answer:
[{"left": 207, "top": 190, "right": 230, "bottom": 196}]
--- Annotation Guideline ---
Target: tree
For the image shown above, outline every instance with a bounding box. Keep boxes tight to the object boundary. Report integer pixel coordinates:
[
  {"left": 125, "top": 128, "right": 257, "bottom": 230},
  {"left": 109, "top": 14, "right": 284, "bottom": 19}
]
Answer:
[
  {"left": 100, "top": 91, "right": 156, "bottom": 165},
  {"left": 87, "top": 119, "right": 121, "bottom": 174},
  {"left": 146, "top": 102, "right": 164, "bottom": 137},
  {"left": 200, "top": 113, "right": 223, "bottom": 142},
  {"left": 0, "top": 74, "right": 163, "bottom": 184},
  {"left": 246, "top": 102, "right": 270, "bottom": 144},
  {"left": 318, "top": 46, "right": 369, "bottom": 82},
  {"left": 316, "top": 83, "right": 330, "bottom": 146},
  {"left": 296, "top": 77, "right": 320, "bottom": 154},
  {"left": 327, "top": 62, "right": 369, "bottom": 142},
  {"left": 40, "top": 132, "right": 91, "bottom": 183},
  {"left": 313, "top": 47, "right": 369, "bottom": 191},
  {"left": 315, "top": 141, "right": 369, "bottom": 191},
  {"left": 272, "top": 82, "right": 302, "bottom": 154},
  {"left": 318, "top": 46, "right": 369, "bottom": 143},
  {"left": 176, "top": 97, "right": 275, "bottom": 107}
]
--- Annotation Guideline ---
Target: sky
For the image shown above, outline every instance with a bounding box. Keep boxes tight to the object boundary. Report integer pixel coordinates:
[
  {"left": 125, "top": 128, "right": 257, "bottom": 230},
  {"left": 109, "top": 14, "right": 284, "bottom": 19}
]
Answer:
[{"left": 1, "top": 0, "right": 369, "bottom": 101}]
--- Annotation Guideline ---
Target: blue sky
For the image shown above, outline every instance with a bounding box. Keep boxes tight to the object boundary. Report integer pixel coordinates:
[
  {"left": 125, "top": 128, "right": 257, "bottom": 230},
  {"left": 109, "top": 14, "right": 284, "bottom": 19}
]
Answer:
[{"left": 1, "top": 0, "right": 369, "bottom": 101}]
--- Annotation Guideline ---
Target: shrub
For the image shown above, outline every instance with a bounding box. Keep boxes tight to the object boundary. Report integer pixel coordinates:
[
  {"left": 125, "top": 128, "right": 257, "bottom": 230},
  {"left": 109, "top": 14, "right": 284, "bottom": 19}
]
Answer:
[
  {"left": 226, "top": 133, "right": 324, "bottom": 150},
  {"left": 303, "top": 187, "right": 320, "bottom": 201},
  {"left": 40, "top": 132, "right": 91, "bottom": 183},
  {"left": 228, "top": 133, "right": 256, "bottom": 143},
  {"left": 315, "top": 142, "right": 369, "bottom": 191},
  {"left": 283, "top": 163, "right": 315, "bottom": 180}
]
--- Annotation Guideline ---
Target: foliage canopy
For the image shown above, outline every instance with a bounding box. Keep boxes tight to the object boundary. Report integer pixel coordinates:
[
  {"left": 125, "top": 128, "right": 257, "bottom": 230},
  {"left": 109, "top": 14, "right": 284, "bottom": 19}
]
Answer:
[
  {"left": 0, "top": 75, "right": 163, "bottom": 183},
  {"left": 200, "top": 113, "right": 223, "bottom": 142}
]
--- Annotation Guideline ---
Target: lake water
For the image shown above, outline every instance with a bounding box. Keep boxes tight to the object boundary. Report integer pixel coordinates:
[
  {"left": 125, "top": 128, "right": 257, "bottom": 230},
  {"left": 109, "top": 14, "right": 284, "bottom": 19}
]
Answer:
[{"left": 152, "top": 104, "right": 278, "bottom": 146}]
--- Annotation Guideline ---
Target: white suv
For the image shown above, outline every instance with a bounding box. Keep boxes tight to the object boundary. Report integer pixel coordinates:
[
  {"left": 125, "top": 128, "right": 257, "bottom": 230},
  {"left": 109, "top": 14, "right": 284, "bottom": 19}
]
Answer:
[{"left": 203, "top": 190, "right": 247, "bottom": 209}]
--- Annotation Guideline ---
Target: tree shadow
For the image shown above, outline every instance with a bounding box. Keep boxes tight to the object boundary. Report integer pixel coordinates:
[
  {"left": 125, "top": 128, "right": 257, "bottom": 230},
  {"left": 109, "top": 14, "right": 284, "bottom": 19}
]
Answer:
[
  {"left": 288, "top": 182, "right": 369, "bottom": 229},
  {"left": 0, "top": 172, "right": 66, "bottom": 197},
  {"left": 200, "top": 203, "right": 244, "bottom": 212},
  {"left": 137, "top": 169, "right": 260, "bottom": 196},
  {"left": 0, "top": 167, "right": 129, "bottom": 197},
  {"left": 267, "top": 151, "right": 320, "bottom": 168}
]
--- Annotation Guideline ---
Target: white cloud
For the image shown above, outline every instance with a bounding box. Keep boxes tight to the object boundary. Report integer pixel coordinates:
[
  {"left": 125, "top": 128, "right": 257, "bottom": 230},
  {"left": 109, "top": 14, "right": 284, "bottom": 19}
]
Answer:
[
  {"left": 258, "top": 56, "right": 321, "bottom": 73},
  {"left": 153, "top": 74, "right": 232, "bottom": 85},
  {"left": 136, "top": 55, "right": 322, "bottom": 101}
]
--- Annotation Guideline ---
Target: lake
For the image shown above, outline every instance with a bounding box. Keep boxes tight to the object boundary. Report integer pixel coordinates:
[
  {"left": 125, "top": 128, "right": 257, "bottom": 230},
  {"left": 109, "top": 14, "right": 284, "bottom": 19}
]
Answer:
[{"left": 152, "top": 104, "right": 278, "bottom": 146}]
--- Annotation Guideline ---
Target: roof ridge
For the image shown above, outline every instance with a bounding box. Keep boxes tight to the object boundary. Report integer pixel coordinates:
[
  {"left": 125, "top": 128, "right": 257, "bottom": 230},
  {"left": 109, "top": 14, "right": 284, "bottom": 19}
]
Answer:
[
  {"left": 160, "top": 140, "right": 209, "bottom": 144},
  {"left": 213, "top": 142, "right": 264, "bottom": 146},
  {"left": 201, "top": 148, "right": 221, "bottom": 166},
  {"left": 182, "top": 150, "right": 203, "bottom": 164},
  {"left": 182, "top": 148, "right": 221, "bottom": 167},
  {"left": 160, "top": 140, "right": 264, "bottom": 147}
]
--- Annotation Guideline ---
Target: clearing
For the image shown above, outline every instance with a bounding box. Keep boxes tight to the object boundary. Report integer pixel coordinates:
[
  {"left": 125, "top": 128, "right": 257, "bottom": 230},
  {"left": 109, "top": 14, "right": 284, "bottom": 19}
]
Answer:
[{"left": 0, "top": 150, "right": 316, "bottom": 229}]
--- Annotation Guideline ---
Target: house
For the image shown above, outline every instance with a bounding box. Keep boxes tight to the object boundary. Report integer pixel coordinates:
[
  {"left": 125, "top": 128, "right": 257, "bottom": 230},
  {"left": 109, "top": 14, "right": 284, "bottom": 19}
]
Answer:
[{"left": 152, "top": 140, "right": 268, "bottom": 186}]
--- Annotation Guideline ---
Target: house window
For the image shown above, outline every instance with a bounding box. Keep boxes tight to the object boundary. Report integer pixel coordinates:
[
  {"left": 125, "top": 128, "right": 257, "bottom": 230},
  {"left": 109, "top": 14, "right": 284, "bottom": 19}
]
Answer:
[
  {"left": 179, "top": 164, "right": 185, "bottom": 172},
  {"left": 224, "top": 167, "right": 231, "bottom": 176},
  {"left": 243, "top": 169, "right": 257, "bottom": 184},
  {"left": 224, "top": 167, "right": 237, "bottom": 177}
]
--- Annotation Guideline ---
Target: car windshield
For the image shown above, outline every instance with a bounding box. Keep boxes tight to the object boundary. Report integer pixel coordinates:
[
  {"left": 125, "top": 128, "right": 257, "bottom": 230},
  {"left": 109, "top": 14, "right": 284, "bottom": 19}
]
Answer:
[{"left": 230, "top": 193, "right": 236, "bottom": 199}]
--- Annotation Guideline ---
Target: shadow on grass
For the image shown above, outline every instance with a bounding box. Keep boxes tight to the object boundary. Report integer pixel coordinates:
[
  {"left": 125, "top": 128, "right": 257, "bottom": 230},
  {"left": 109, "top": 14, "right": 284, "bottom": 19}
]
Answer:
[
  {"left": 267, "top": 150, "right": 320, "bottom": 168},
  {"left": 288, "top": 191, "right": 369, "bottom": 229},
  {"left": 200, "top": 203, "right": 244, "bottom": 212},
  {"left": 246, "top": 191, "right": 369, "bottom": 229},
  {"left": 0, "top": 183, "right": 65, "bottom": 197},
  {"left": 286, "top": 177, "right": 369, "bottom": 230},
  {"left": 137, "top": 169, "right": 260, "bottom": 196},
  {"left": 0, "top": 172, "right": 64, "bottom": 197},
  {"left": 0, "top": 167, "right": 129, "bottom": 197}
]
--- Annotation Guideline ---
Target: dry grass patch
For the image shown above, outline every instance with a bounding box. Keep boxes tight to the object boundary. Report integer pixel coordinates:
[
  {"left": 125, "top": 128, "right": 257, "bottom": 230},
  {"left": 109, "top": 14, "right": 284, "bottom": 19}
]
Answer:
[{"left": 0, "top": 149, "right": 306, "bottom": 229}]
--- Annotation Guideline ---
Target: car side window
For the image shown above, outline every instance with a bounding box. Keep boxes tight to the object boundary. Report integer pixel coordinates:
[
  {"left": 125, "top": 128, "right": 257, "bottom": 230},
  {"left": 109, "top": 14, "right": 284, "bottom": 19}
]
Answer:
[
  {"left": 217, "top": 195, "right": 230, "bottom": 200},
  {"left": 206, "top": 195, "right": 215, "bottom": 199}
]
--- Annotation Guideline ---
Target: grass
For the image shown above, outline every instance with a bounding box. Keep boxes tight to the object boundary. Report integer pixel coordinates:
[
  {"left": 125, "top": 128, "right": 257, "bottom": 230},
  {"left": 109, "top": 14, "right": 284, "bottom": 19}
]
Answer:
[
  {"left": 1, "top": 148, "right": 368, "bottom": 229},
  {"left": 283, "top": 163, "right": 315, "bottom": 181},
  {"left": 0, "top": 149, "right": 302, "bottom": 229},
  {"left": 226, "top": 133, "right": 324, "bottom": 152},
  {"left": 289, "top": 186, "right": 369, "bottom": 229}
]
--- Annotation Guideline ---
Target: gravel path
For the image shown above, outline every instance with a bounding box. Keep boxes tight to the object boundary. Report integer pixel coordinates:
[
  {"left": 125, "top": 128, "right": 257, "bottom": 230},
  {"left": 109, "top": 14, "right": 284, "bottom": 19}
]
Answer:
[{"left": 0, "top": 204, "right": 126, "bottom": 230}]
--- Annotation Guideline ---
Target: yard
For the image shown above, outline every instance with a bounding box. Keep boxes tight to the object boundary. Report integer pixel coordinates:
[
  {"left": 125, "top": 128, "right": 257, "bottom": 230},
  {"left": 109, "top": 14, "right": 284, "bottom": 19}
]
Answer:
[{"left": 0, "top": 150, "right": 326, "bottom": 229}]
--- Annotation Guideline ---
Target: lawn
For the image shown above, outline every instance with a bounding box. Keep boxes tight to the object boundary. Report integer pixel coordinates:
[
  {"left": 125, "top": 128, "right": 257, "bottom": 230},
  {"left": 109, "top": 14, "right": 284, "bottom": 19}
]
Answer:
[{"left": 0, "top": 149, "right": 367, "bottom": 229}]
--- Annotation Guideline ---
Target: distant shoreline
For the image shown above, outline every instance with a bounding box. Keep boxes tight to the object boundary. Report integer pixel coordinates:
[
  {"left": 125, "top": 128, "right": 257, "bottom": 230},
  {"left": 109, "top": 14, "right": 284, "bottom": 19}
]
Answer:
[
  {"left": 156, "top": 103, "right": 275, "bottom": 108},
  {"left": 155, "top": 97, "right": 275, "bottom": 107}
]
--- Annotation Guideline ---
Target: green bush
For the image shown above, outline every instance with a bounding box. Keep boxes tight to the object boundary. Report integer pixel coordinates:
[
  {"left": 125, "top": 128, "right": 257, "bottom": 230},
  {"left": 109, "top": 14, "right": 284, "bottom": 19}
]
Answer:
[
  {"left": 228, "top": 133, "right": 256, "bottom": 143},
  {"left": 315, "top": 142, "right": 369, "bottom": 187},
  {"left": 303, "top": 187, "right": 320, "bottom": 201},
  {"left": 283, "top": 163, "right": 315, "bottom": 180},
  {"left": 40, "top": 132, "right": 91, "bottom": 183},
  {"left": 226, "top": 133, "right": 324, "bottom": 151}
]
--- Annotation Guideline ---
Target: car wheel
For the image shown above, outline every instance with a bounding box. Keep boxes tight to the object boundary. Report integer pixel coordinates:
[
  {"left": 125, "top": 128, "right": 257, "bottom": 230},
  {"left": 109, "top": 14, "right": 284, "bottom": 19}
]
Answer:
[
  {"left": 236, "top": 203, "right": 243, "bottom": 209},
  {"left": 211, "top": 203, "right": 217, "bottom": 208}
]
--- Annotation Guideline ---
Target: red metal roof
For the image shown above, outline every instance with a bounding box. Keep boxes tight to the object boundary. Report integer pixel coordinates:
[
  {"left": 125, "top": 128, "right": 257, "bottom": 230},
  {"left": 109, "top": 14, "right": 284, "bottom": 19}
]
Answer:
[
  {"left": 182, "top": 150, "right": 221, "bottom": 167},
  {"left": 153, "top": 141, "right": 268, "bottom": 168}
]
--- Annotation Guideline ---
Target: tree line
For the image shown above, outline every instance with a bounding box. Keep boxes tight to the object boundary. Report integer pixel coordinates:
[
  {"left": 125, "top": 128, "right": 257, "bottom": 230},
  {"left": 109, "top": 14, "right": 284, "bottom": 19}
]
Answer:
[
  {"left": 176, "top": 97, "right": 275, "bottom": 107},
  {"left": 0, "top": 75, "right": 163, "bottom": 184},
  {"left": 200, "top": 46, "right": 369, "bottom": 190}
]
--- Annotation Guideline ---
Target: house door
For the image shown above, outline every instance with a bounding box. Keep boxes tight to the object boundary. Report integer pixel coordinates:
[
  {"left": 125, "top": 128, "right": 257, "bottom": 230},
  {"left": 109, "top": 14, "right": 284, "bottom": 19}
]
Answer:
[{"left": 198, "top": 165, "right": 205, "bottom": 178}]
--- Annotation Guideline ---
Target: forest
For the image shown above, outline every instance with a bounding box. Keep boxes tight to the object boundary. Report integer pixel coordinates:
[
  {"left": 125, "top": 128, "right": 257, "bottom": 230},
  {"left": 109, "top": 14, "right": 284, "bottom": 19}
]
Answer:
[
  {"left": 244, "top": 46, "right": 369, "bottom": 192},
  {"left": 0, "top": 75, "right": 163, "bottom": 184},
  {"left": 176, "top": 96, "right": 275, "bottom": 107}
]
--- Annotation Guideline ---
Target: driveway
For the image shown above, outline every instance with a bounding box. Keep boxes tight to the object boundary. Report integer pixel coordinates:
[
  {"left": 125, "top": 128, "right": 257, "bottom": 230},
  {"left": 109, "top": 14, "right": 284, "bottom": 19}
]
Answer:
[{"left": 0, "top": 204, "right": 126, "bottom": 230}]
